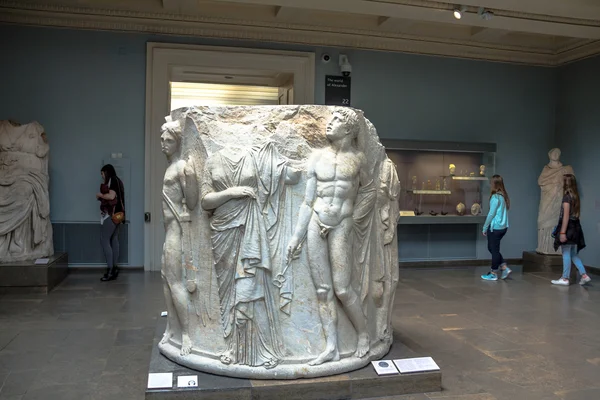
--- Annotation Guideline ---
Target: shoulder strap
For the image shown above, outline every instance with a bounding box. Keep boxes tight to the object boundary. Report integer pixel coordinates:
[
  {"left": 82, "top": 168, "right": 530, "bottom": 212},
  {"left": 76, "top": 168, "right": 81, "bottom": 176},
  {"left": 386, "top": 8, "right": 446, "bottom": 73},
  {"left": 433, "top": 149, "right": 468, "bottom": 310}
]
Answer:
[{"left": 116, "top": 178, "right": 125, "bottom": 211}]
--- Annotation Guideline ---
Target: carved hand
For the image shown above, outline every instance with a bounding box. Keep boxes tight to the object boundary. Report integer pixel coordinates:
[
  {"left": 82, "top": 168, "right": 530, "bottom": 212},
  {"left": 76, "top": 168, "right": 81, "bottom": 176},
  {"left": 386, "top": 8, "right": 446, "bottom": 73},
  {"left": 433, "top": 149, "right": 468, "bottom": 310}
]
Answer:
[
  {"left": 228, "top": 186, "right": 256, "bottom": 199},
  {"left": 183, "top": 160, "right": 195, "bottom": 177},
  {"left": 286, "top": 236, "right": 301, "bottom": 263}
]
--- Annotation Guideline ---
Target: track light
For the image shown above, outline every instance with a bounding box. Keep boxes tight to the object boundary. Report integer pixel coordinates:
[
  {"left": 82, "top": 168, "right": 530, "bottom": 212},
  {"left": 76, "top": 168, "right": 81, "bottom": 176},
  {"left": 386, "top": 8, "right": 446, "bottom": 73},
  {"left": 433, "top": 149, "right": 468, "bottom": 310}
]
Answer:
[
  {"left": 478, "top": 7, "right": 494, "bottom": 20},
  {"left": 453, "top": 5, "right": 466, "bottom": 20}
]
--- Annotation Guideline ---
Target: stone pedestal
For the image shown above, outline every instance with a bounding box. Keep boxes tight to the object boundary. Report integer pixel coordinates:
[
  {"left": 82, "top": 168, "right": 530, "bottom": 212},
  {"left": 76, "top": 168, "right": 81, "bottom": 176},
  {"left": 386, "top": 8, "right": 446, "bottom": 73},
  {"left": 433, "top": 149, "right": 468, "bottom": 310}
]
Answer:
[
  {"left": 0, "top": 252, "right": 68, "bottom": 293},
  {"left": 146, "top": 319, "right": 441, "bottom": 400},
  {"left": 522, "top": 251, "right": 578, "bottom": 283}
]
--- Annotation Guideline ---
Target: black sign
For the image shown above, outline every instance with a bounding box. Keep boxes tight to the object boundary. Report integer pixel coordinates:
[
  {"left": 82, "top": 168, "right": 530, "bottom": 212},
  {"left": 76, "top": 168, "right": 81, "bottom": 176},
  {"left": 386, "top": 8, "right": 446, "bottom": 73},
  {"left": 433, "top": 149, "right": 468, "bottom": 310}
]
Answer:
[{"left": 325, "top": 75, "right": 351, "bottom": 106}]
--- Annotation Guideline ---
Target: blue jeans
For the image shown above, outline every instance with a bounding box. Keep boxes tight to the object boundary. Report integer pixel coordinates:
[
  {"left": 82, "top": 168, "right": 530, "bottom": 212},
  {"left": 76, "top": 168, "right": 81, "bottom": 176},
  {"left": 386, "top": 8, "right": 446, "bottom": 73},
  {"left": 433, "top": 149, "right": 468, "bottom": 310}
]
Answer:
[
  {"left": 487, "top": 228, "right": 507, "bottom": 271},
  {"left": 561, "top": 244, "right": 586, "bottom": 279}
]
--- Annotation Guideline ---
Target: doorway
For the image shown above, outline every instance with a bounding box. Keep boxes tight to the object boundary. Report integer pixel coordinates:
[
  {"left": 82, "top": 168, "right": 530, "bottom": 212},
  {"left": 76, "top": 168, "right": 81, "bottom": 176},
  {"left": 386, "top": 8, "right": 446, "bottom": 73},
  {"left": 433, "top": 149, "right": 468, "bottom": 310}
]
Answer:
[
  {"left": 170, "top": 82, "right": 281, "bottom": 109},
  {"left": 144, "top": 43, "right": 315, "bottom": 271}
]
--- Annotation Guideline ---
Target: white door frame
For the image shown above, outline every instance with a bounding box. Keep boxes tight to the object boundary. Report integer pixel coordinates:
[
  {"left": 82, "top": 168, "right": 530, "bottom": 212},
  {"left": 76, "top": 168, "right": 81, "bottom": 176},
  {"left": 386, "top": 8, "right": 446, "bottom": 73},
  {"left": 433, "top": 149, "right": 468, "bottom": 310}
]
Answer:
[{"left": 144, "top": 42, "right": 315, "bottom": 271}]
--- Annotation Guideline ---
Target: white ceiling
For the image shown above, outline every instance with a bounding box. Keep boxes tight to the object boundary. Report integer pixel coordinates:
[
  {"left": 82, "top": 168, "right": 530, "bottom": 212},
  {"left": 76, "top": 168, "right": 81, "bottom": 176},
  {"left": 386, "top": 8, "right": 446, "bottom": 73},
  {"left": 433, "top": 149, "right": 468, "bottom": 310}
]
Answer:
[{"left": 1, "top": 0, "right": 600, "bottom": 65}]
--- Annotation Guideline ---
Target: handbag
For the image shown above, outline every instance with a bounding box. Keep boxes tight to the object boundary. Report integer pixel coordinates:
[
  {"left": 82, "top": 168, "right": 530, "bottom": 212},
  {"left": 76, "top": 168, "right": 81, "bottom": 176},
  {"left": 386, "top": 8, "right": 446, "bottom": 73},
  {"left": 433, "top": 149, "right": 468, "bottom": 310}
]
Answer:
[
  {"left": 551, "top": 225, "right": 559, "bottom": 238},
  {"left": 111, "top": 179, "right": 125, "bottom": 225}
]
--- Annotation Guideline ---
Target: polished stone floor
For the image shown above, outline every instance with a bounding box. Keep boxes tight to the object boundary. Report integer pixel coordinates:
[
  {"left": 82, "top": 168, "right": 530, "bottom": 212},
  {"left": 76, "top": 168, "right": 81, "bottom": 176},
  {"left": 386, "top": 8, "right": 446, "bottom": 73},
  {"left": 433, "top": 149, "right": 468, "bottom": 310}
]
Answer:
[{"left": 0, "top": 266, "right": 598, "bottom": 400}]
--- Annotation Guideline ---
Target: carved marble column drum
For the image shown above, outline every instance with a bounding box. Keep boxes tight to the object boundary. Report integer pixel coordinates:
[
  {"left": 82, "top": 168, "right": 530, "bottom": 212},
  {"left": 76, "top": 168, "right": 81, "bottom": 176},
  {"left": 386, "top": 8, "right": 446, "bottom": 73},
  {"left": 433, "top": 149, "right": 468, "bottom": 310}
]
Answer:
[
  {"left": 0, "top": 120, "right": 53, "bottom": 263},
  {"left": 157, "top": 105, "right": 400, "bottom": 379}
]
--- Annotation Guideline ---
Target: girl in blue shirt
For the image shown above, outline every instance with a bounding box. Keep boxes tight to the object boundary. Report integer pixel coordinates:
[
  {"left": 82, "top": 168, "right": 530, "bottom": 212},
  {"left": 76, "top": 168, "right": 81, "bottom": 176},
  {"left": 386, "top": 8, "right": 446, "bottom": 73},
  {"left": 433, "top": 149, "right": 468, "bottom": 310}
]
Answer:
[{"left": 481, "top": 175, "right": 511, "bottom": 281}]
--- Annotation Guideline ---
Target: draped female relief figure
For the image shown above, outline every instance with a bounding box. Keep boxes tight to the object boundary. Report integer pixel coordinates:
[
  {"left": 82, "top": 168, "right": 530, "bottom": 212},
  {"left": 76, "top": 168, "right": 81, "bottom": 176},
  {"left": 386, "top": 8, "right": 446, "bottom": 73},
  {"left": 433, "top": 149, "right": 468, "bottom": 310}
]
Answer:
[{"left": 0, "top": 120, "right": 53, "bottom": 262}]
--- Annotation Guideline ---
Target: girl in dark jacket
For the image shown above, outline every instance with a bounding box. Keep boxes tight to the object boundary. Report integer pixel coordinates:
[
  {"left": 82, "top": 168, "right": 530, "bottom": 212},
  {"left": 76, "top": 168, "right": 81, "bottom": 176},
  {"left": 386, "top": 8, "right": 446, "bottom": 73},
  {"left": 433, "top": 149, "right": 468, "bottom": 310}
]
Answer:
[
  {"left": 96, "top": 164, "right": 125, "bottom": 281},
  {"left": 551, "top": 174, "right": 590, "bottom": 286}
]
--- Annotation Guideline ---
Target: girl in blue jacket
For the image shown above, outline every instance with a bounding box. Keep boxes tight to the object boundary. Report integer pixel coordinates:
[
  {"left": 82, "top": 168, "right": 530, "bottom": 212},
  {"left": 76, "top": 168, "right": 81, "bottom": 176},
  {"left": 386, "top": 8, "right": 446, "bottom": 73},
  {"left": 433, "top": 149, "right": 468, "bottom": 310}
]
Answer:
[{"left": 481, "top": 175, "right": 511, "bottom": 281}]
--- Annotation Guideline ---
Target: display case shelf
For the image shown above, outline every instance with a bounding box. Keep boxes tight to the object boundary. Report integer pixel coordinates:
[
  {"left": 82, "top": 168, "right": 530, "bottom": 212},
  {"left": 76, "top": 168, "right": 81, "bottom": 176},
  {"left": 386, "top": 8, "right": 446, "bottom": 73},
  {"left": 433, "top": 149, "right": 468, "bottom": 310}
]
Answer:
[
  {"left": 452, "top": 176, "right": 489, "bottom": 181},
  {"left": 407, "top": 189, "right": 452, "bottom": 195},
  {"left": 398, "top": 215, "right": 486, "bottom": 225},
  {"left": 383, "top": 139, "right": 496, "bottom": 261}
]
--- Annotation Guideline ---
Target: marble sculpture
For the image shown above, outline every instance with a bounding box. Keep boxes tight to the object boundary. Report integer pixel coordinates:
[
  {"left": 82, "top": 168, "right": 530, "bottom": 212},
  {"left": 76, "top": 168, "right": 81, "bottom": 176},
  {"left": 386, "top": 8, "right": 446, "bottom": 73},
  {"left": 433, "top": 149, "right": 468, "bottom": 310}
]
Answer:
[
  {"left": 0, "top": 120, "right": 53, "bottom": 262},
  {"left": 158, "top": 105, "right": 400, "bottom": 379},
  {"left": 537, "top": 148, "right": 574, "bottom": 255}
]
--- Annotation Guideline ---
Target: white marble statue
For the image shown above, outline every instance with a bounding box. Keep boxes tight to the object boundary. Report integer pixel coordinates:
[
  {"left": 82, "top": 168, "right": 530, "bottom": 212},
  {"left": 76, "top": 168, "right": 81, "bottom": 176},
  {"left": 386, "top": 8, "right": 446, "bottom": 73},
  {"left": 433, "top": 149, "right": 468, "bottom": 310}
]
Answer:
[
  {"left": 0, "top": 120, "right": 53, "bottom": 262},
  {"left": 157, "top": 105, "right": 400, "bottom": 379},
  {"left": 537, "top": 148, "right": 574, "bottom": 255},
  {"left": 287, "top": 108, "right": 370, "bottom": 365},
  {"left": 160, "top": 115, "right": 214, "bottom": 357}
]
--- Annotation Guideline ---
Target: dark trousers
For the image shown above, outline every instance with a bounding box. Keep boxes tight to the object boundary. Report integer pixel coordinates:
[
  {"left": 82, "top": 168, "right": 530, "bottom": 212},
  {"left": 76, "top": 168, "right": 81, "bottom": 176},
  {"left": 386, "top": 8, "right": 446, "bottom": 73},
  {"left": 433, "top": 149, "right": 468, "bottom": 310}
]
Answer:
[{"left": 487, "top": 228, "right": 507, "bottom": 271}]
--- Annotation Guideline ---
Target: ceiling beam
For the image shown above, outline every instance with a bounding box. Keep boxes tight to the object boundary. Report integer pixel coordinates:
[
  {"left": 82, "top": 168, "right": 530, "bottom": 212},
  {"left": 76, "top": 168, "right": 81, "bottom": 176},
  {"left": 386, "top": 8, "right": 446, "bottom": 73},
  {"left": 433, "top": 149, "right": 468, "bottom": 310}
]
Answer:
[
  {"left": 274, "top": 6, "right": 296, "bottom": 19},
  {"left": 377, "top": 16, "right": 415, "bottom": 31},
  {"left": 162, "top": 0, "right": 198, "bottom": 13},
  {"left": 440, "top": 0, "right": 600, "bottom": 21},
  {"left": 206, "top": 0, "right": 600, "bottom": 39},
  {"left": 0, "top": 2, "right": 565, "bottom": 66},
  {"left": 469, "top": 27, "right": 509, "bottom": 42}
]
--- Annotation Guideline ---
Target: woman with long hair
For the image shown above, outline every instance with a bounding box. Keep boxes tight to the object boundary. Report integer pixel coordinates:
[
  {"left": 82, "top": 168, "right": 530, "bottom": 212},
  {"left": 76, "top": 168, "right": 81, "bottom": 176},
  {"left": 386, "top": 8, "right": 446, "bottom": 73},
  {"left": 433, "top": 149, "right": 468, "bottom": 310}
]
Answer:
[
  {"left": 96, "top": 164, "right": 125, "bottom": 281},
  {"left": 481, "top": 175, "right": 511, "bottom": 281},
  {"left": 551, "top": 174, "right": 590, "bottom": 286}
]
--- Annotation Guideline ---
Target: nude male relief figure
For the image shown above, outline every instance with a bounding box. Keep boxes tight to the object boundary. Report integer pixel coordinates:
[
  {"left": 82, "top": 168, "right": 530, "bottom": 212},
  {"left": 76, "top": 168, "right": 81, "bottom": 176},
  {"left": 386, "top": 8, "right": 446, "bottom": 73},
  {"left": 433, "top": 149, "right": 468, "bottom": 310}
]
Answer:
[{"left": 287, "top": 108, "right": 370, "bottom": 366}]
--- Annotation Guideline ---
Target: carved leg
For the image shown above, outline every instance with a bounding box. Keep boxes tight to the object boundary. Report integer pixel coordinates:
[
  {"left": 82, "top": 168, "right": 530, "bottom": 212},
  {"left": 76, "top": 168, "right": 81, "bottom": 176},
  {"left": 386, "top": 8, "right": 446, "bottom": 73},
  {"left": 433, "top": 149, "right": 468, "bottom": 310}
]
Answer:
[
  {"left": 160, "top": 272, "right": 176, "bottom": 345},
  {"left": 170, "top": 281, "right": 193, "bottom": 356},
  {"left": 307, "top": 215, "right": 339, "bottom": 366},
  {"left": 163, "top": 227, "right": 193, "bottom": 357},
  {"left": 330, "top": 218, "right": 369, "bottom": 358}
]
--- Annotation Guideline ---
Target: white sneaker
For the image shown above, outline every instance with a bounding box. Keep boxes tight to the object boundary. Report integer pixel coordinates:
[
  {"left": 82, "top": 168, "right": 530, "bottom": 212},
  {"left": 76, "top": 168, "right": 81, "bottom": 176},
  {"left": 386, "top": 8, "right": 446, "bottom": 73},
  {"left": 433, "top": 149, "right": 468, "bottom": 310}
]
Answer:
[
  {"left": 551, "top": 278, "right": 570, "bottom": 286},
  {"left": 579, "top": 275, "right": 591, "bottom": 286}
]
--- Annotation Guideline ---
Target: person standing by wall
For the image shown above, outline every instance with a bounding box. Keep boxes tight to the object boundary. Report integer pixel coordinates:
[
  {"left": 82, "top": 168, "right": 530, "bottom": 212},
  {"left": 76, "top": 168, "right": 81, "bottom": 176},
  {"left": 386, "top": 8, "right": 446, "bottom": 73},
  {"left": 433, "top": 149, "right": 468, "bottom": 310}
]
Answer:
[{"left": 96, "top": 164, "right": 125, "bottom": 281}]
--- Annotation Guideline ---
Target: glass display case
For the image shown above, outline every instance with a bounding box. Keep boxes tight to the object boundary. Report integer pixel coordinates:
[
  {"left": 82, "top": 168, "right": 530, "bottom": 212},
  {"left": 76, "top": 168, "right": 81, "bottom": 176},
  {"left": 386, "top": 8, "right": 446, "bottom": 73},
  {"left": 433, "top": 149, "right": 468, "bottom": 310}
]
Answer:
[{"left": 381, "top": 140, "right": 496, "bottom": 225}]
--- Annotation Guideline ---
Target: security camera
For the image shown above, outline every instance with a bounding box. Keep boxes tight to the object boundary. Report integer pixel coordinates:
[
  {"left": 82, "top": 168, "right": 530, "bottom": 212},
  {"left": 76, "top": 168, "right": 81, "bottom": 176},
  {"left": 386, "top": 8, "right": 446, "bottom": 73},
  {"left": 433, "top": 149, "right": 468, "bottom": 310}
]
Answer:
[
  {"left": 321, "top": 53, "right": 331, "bottom": 63},
  {"left": 339, "top": 54, "right": 352, "bottom": 77}
]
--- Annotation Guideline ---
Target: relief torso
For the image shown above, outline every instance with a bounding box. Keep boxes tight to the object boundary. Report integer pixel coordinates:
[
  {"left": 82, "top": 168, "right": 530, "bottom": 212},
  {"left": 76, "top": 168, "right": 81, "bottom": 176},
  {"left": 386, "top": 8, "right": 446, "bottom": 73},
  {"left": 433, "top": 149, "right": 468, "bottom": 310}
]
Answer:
[
  {"left": 313, "top": 148, "right": 364, "bottom": 226},
  {"left": 162, "top": 161, "right": 184, "bottom": 225}
]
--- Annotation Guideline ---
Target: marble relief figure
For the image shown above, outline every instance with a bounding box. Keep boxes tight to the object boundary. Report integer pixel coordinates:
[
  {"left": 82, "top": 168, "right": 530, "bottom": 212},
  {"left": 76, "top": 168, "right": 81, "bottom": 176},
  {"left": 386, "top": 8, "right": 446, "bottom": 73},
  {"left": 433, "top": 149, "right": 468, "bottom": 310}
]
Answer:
[
  {"left": 537, "top": 148, "right": 574, "bottom": 255},
  {"left": 288, "top": 108, "right": 370, "bottom": 365},
  {"left": 160, "top": 115, "right": 214, "bottom": 357},
  {"left": 375, "top": 158, "right": 401, "bottom": 341},
  {"left": 0, "top": 120, "right": 53, "bottom": 262},
  {"left": 160, "top": 117, "right": 197, "bottom": 356},
  {"left": 200, "top": 142, "right": 299, "bottom": 369},
  {"left": 157, "top": 105, "right": 400, "bottom": 379}
]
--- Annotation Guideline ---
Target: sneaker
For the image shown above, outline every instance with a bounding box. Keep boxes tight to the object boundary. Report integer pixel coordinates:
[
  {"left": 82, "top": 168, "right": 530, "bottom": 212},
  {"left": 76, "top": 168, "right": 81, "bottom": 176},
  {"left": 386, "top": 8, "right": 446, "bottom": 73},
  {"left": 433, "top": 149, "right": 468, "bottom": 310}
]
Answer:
[
  {"left": 481, "top": 272, "right": 498, "bottom": 281},
  {"left": 579, "top": 275, "right": 591, "bottom": 286},
  {"left": 500, "top": 267, "right": 512, "bottom": 280},
  {"left": 551, "top": 278, "right": 570, "bottom": 286}
]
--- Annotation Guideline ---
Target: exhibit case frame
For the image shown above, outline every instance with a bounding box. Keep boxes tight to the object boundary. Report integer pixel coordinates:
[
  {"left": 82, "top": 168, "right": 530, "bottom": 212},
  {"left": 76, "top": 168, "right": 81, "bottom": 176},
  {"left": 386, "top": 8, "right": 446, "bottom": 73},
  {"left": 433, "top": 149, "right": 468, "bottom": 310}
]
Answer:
[{"left": 381, "top": 139, "right": 497, "bottom": 261}]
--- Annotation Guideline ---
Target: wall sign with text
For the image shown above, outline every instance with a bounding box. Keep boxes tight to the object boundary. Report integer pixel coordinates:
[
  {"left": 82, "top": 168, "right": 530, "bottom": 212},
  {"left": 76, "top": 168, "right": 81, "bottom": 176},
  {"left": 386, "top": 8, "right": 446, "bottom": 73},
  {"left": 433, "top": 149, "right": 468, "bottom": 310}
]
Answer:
[{"left": 325, "top": 75, "right": 351, "bottom": 106}]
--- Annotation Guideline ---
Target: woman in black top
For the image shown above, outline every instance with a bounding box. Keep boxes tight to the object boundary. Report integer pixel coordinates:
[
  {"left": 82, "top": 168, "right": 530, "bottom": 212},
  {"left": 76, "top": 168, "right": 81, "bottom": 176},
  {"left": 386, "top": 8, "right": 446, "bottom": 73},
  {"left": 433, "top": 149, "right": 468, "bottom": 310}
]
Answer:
[
  {"left": 551, "top": 174, "right": 590, "bottom": 286},
  {"left": 96, "top": 164, "right": 125, "bottom": 281}
]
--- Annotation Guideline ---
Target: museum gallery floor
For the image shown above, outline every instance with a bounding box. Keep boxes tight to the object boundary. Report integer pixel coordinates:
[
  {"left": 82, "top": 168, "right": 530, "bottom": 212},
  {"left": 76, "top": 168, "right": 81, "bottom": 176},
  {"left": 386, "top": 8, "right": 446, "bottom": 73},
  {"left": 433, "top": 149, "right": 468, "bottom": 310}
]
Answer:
[{"left": 0, "top": 267, "right": 599, "bottom": 399}]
